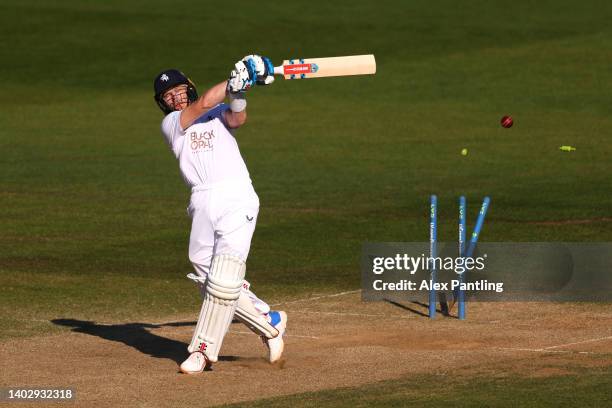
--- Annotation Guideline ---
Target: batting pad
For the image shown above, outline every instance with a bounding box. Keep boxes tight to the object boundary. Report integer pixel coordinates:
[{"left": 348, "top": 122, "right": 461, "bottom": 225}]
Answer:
[
  {"left": 188, "top": 254, "right": 245, "bottom": 362},
  {"left": 186, "top": 273, "right": 279, "bottom": 339},
  {"left": 235, "top": 294, "right": 279, "bottom": 339}
]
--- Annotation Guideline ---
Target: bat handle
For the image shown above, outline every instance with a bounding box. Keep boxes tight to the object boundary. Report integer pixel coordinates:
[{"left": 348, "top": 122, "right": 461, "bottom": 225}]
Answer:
[{"left": 273, "top": 66, "right": 284, "bottom": 76}]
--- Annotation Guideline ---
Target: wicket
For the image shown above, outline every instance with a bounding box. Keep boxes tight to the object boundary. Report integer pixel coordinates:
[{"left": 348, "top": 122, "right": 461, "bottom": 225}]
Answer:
[
  {"left": 428, "top": 195, "right": 438, "bottom": 319},
  {"left": 429, "top": 195, "right": 491, "bottom": 319},
  {"left": 458, "top": 196, "right": 467, "bottom": 319}
]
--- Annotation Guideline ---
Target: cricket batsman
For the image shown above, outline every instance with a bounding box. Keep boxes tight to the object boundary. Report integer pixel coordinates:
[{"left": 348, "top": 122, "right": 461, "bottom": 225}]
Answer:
[{"left": 153, "top": 55, "right": 287, "bottom": 374}]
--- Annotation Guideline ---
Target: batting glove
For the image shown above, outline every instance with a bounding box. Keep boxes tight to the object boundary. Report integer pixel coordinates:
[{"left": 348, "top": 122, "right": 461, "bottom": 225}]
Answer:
[
  {"left": 243, "top": 54, "right": 275, "bottom": 85},
  {"left": 227, "top": 59, "right": 256, "bottom": 94}
]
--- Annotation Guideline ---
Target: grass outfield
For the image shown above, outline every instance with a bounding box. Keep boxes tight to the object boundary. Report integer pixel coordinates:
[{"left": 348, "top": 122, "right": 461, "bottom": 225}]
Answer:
[
  {"left": 1, "top": 0, "right": 611, "bottom": 404},
  {"left": 221, "top": 367, "right": 612, "bottom": 407}
]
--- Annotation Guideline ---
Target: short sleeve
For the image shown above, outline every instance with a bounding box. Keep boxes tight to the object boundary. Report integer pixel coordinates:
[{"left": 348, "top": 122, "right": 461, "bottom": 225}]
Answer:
[{"left": 161, "top": 111, "right": 185, "bottom": 150}]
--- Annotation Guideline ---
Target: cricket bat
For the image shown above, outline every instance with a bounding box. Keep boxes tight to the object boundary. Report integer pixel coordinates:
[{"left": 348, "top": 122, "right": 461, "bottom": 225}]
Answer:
[{"left": 273, "top": 54, "right": 376, "bottom": 80}]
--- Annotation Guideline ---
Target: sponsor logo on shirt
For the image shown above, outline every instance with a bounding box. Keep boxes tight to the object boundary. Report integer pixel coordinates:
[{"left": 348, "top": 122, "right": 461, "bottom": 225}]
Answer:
[{"left": 190, "top": 130, "right": 215, "bottom": 152}]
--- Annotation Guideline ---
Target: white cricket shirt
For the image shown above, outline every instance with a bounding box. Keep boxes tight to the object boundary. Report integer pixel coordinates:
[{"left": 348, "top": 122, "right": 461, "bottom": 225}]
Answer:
[{"left": 161, "top": 104, "right": 251, "bottom": 190}]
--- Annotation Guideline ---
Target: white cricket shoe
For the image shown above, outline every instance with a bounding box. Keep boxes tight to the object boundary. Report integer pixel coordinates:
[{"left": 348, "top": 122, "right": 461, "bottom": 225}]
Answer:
[
  {"left": 179, "top": 351, "right": 209, "bottom": 374},
  {"left": 264, "top": 311, "right": 287, "bottom": 363}
]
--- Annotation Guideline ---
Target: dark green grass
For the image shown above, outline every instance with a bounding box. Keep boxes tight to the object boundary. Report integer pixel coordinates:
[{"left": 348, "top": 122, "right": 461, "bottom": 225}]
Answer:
[
  {"left": 220, "top": 367, "right": 612, "bottom": 407},
  {"left": 1, "top": 2, "right": 610, "bottom": 406},
  {"left": 1, "top": 1, "right": 611, "bottom": 336}
]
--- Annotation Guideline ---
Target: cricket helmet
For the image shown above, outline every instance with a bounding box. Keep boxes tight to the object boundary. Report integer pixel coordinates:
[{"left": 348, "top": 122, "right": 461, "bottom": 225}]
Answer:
[{"left": 153, "top": 69, "right": 198, "bottom": 114}]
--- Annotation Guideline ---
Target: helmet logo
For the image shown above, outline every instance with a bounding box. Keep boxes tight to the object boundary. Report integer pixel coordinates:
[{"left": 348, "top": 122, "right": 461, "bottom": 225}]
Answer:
[{"left": 160, "top": 74, "right": 169, "bottom": 82}]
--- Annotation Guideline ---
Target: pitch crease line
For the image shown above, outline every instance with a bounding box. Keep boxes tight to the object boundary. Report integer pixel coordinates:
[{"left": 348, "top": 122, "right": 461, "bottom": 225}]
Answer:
[
  {"left": 83, "top": 290, "right": 362, "bottom": 327},
  {"left": 493, "top": 347, "right": 595, "bottom": 355},
  {"left": 543, "top": 335, "right": 612, "bottom": 350},
  {"left": 285, "top": 310, "right": 416, "bottom": 319},
  {"left": 270, "top": 289, "right": 362, "bottom": 307},
  {"left": 230, "top": 330, "right": 319, "bottom": 339}
]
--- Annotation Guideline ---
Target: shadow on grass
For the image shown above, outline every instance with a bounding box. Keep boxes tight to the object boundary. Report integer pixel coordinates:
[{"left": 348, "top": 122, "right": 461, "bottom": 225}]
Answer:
[{"left": 51, "top": 318, "right": 240, "bottom": 365}]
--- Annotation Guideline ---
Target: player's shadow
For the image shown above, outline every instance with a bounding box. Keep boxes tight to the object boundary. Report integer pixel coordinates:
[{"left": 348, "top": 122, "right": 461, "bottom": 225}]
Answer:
[{"left": 51, "top": 319, "right": 240, "bottom": 364}]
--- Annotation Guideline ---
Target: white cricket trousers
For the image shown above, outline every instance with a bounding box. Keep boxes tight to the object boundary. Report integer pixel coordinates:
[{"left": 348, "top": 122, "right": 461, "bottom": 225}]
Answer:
[{"left": 187, "top": 182, "right": 270, "bottom": 315}]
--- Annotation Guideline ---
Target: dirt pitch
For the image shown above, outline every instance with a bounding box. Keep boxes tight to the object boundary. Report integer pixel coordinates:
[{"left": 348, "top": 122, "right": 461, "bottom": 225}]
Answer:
[{"left": 2, "top": 292, "right": 611, "bottom": 407}]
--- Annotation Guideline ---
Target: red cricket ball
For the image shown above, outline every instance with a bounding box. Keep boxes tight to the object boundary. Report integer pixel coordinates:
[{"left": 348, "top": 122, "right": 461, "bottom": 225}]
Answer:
[{"left": 501, "top": 115, "right": 513, "bottom": 128}]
